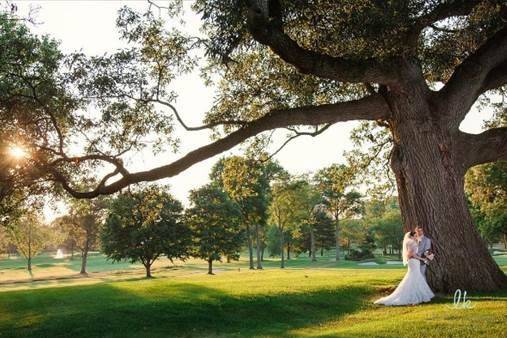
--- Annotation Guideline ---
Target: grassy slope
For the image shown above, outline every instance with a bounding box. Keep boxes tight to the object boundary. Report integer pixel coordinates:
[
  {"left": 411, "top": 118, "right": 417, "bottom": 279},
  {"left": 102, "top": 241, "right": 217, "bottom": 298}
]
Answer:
[{"left": 0, "top": 253, "right": 506, "bottom": 338}]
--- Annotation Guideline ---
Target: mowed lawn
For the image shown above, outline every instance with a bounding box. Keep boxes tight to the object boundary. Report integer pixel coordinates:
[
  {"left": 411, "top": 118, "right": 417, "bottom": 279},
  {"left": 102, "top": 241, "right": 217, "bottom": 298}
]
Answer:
[{"left": 0, "top": 253, "right": 506, "bottom": 338}]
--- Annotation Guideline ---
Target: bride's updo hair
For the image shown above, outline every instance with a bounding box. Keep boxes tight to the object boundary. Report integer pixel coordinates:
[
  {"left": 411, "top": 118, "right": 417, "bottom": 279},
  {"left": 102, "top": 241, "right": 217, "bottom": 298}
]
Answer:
[{"left": 409, "top": 231, "right": 416, "bottom": 238}]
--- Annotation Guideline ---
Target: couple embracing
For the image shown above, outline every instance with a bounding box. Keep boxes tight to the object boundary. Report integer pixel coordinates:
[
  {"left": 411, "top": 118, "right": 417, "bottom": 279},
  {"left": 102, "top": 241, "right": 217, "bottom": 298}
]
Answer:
[{"left": 375, "top": 226, "right": 435, "bottom": 306}]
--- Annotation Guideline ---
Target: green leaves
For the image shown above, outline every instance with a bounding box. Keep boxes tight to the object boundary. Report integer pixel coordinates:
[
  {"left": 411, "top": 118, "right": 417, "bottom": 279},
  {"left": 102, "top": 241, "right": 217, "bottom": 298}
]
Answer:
[
  {"left": 465, "top": 110, "right": 507, "bottom": 245},
  {"left": 101, "top": 185, "right": 192, "bottom": 271},
  {"left": 344, "top": 121, "right": 395, "bottom": 198},
  {"left": 185, "top": 184, "right": 243, "bottom": 263},
  {"left": 7, "top": 210, "right": 60, "bottom": 261},
  {"left": 466, "top": 161, "right": 507, "bottom": 244},
  {"left": 314, "top": 164, "right": 362, "bottom": 219}
]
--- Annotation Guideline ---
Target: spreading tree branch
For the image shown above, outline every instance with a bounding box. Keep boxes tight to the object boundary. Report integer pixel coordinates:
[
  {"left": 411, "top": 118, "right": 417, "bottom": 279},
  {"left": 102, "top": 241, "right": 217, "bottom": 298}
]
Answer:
[
  {"left": 245, "top": 0, "right": 397, "bottom": 84},
  {"left": 437, "top": 26, "right": 507, "bottom": 125},
  {"left": 456, "top": 127, "right": 507, "bottom": 171},
  {"left": 49, "top": 94, "right": 390, "bottom": 198},
  {"left": 482, "top": 60, "right": 507, "bottom": 92}
]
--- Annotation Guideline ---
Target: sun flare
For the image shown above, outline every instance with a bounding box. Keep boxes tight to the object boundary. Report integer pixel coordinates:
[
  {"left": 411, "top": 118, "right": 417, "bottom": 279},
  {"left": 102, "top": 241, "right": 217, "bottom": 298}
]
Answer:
[{"left": 8, "top": 145, "right": 28, "bottom": 159}]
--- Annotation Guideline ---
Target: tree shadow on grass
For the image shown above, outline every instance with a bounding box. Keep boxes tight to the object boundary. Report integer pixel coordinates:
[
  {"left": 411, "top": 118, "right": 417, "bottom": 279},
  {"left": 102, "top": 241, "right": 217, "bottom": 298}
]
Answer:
[{"left": 0, "top": 281, "right": 372, "bottom": 338}]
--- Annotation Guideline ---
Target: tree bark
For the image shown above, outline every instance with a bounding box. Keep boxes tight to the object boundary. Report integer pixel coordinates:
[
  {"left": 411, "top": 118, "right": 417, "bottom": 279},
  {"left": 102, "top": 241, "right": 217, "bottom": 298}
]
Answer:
[
  {"left": 335, "top": 217, "right": 340, "bottom": 261},
  {"left": 287, "top": 241, "right": 290, "bottom": 260},
  {"left": 80, "top": 250, "right": 88, "bottom": 275},
  {"left": 80, "top": 236, "right": 89, "bottom": 275},
  {"left": 28, "top": 227, "right": 32, "bottom": 272},
  {"left": 310, "top": 227, "right": 316, "bottom": 262},
  {"left": 246, "top": 223, "right": 254, "bottom": 269},
  {"left": 280, "top": 228, "right": 285, "bottom": 268},
  {"left": 255, "top": 223, "right": 263, "bottom": 269},
  {"left": 208, "top": 258, "right": 213, "bottom": 275},
  {"left": 145, "top": 263, "right": 152, "bottom": 278},
  {"left": 389, "top": 93, "right": 507, "bottom": 291}
]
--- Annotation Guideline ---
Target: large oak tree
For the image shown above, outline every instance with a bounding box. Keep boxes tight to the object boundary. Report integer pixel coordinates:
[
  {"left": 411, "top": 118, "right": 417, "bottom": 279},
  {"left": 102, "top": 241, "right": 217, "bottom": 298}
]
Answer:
[{"left": 2, "top": 2, "right": 507, "bottom": 291}]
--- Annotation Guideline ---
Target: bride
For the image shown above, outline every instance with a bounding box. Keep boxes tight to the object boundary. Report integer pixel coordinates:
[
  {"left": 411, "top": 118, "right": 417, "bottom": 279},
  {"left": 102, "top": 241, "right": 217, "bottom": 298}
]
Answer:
[{"left": 374, "top": 231, "right": 434, "bottom": 306}]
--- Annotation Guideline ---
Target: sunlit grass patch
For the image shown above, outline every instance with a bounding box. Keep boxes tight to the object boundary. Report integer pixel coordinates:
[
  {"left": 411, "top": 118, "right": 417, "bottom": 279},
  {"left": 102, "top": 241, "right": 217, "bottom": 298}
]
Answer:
[{"left": 0, "top": 268, "right": 505, "bottom": 337}]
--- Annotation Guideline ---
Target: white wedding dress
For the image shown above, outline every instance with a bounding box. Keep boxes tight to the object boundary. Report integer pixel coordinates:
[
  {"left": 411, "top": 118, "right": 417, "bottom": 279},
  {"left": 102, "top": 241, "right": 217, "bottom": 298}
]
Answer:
[{"left": 374, "top": 236, "right": 434, "bottom": 306}]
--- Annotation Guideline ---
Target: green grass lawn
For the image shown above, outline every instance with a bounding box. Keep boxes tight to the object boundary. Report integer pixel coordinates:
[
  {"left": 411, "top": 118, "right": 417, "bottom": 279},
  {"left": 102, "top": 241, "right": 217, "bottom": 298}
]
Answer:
[{"left": 0, "top": 252, "right": 506, "bottom": 337}]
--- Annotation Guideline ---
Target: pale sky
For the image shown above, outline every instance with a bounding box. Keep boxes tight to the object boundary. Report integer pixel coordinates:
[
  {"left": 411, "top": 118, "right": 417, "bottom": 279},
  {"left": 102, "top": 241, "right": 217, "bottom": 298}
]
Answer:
[{"left": 12, "top": 1, "right": 493, "bottom": 220}]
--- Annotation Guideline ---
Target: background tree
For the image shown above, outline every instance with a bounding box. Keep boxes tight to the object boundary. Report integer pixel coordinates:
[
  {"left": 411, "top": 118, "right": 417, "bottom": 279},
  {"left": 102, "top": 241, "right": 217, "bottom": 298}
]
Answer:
[
  {"left": 465, "top": 109, "right": 507, "bottom": 249},
  {"left": 216, "top": 154, "right": 285, "bottom": 269},
  {"left": 314, "top": 209, "right": 335, "bottom": 257},
  {"left": 340, "top": 219, "right": 364, "bottom": 255},
  {"left": 269, "top": 177, "right": 317, "bottom": 267},
  {"left": 373, "top": 209, "right": 404, "bottom": 258},
  {"left": 345, "top": 226, "right": 376, "bottom": 261},
  {"left": 101, "top": 186, "right": 191, "bottom": 278},
  {"left": 186, "top": 184, "right": 243, "bottom": 274},
  {"left": 466, "top": 162, "right": 507, "bottom": 249},
  {"left": 221, "top": 156, "right": 265, "bottom": 269},
  {"left": 314, "top": 164, "right": 362, "bottom": 261},
  {"left": 269, "top": 181, "right": 294, "bottom": 268},
  {"left": 55, "top": 198, "right": 106, "bottom": 274},
  {"left": 0, "top": 226, "right": 13, "bottom": 257},
  {"left": 54, "top": 215, "right": 78, "bottom": 260},
  {"left": 266, "top": 223, "right": 282, "bottom": 257},
  {"left": 7, "top": 211, "right": 57, "bottom": 272},
  {"left": 295, "top": 180, "right": 323, "bottom": 261}
]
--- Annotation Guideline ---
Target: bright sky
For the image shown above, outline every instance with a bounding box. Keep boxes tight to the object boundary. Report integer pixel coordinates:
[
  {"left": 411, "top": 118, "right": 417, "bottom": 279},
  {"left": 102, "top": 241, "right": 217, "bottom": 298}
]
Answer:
[{"left": 12, "top": 1, "right": 493, "bottom": 220}]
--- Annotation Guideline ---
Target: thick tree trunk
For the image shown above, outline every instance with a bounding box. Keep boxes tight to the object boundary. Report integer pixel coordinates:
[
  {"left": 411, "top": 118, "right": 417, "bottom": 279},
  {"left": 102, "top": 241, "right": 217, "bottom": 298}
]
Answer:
[
  {"left": 208, "top": 258, "right": 213, "bottom": 275},
  {"left": 310, "top": 228, "right": 316, "bottom": 262},
  {"left": 246, "top": 223, "right": 254, "bottom": 269},
  {"left": 335, "top": 217, "right": 340, "bottom": 261},
  {"left": 389, "top": 99, "right": 507, "bottom": 291},
  {"left": 145, "top": 263, "right": 152, "bottom": 278},
  {"left": 255, "top": 223, "right": 263, "bottom": 269}
]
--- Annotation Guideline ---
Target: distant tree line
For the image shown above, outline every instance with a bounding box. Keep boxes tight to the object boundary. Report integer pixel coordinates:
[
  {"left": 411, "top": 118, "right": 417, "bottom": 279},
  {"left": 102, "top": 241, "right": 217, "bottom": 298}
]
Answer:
[{"left": 1, "top": 151, "right": 505, "bottom": 276}]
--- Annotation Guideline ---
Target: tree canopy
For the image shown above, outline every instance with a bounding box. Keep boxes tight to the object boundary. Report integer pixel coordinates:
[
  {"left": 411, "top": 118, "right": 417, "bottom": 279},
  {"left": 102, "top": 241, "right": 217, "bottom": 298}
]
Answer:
[
  {"left": 101, "top": 185, "right": 191, "bottom": 277},
  {"left": 185, "top": 183, "right": 243, "bottom": 274}
]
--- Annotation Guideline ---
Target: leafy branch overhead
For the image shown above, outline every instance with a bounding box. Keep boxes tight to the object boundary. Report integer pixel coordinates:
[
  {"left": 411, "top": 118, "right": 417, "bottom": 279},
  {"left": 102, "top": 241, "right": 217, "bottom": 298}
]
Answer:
[{"left": 0, "top": 2, "right": 502, "bottom": 201}]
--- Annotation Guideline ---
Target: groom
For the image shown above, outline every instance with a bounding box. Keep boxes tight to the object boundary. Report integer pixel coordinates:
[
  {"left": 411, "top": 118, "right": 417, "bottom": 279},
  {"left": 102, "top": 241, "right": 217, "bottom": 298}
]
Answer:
[{"left": 415, "top": 226, "right": 432, "bottom": 278}]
